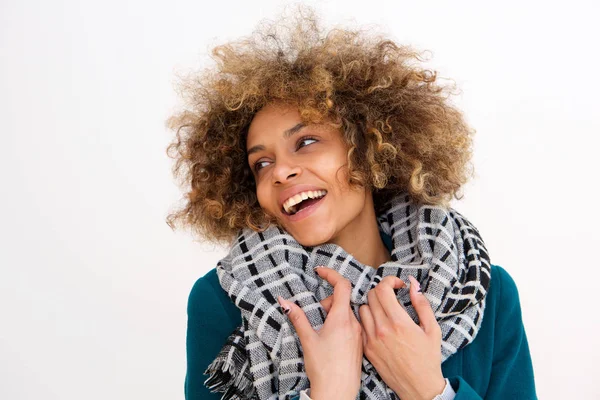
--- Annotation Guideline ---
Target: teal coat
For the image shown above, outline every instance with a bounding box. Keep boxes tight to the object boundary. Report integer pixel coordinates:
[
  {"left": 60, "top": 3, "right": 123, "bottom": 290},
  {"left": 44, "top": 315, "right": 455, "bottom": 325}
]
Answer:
[{"left": 185, "top": 235, "right": 537, "bottom": 399}]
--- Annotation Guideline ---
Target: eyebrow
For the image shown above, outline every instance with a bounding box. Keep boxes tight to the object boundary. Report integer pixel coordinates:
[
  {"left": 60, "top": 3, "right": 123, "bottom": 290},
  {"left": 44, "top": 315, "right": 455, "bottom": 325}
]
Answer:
[{"left": 246, "top": 123, "right": 306, "bottom": 157}]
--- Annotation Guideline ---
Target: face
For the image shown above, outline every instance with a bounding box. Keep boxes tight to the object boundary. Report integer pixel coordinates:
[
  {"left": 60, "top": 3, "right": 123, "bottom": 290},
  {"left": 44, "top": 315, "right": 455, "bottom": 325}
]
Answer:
[{"left": 246, "top": 103, "right": 373, "bottom": 247}]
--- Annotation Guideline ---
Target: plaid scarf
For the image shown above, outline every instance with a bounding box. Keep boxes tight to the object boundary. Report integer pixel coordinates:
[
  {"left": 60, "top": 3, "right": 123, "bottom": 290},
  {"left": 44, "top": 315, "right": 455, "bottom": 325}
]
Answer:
[{"left": 204, "top": 193, "right": 491, "bottom": 399}]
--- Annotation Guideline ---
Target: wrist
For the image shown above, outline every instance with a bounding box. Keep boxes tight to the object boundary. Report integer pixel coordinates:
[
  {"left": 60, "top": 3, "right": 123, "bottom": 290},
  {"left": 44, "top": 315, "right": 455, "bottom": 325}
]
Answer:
[
  {"left": 310, "top": 386, "right": 357, "bottom": 400},
  {"left": 416, "top": 376, "right": 447, "bottom": 400}
]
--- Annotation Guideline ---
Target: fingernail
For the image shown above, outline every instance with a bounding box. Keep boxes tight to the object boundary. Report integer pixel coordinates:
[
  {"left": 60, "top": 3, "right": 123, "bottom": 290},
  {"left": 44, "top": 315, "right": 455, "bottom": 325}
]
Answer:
[
  {"left": 313, "top": 265, "right": 323, "bottom": 273},
  {"left": 409, "top": 276, "right": 422, "bottom": 293},
  {"left": 277, "top": 296, "right": 291, "bottom": 315}
]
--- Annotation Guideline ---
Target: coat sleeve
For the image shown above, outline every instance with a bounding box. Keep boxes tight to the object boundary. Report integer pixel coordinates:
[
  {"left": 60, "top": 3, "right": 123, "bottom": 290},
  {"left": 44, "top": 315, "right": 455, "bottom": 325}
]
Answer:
[
  {"left": 184, "top": 277, "right": 238, "bottom": 400},
  {"left": 448, "top": 266, "right": 538, "bottom": 399}
]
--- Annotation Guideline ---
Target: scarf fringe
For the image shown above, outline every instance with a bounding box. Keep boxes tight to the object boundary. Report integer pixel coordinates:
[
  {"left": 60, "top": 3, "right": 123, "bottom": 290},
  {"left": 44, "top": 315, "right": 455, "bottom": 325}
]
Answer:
[{"left": 204, "top": 348, "right": 256, "bottom": 400}]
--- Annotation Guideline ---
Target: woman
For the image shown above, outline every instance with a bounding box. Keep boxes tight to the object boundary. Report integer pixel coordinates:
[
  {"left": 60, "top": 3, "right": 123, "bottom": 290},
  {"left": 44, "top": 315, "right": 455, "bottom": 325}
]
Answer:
[{"left": 166, "top": 7, "right": 537, "bottom": 400}]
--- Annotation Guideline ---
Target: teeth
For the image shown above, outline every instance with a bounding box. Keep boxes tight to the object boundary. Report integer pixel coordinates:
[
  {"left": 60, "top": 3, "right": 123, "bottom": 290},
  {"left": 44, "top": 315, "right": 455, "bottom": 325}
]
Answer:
[{"left": 283, "top": 190, "right": 327, "bottom": 214}]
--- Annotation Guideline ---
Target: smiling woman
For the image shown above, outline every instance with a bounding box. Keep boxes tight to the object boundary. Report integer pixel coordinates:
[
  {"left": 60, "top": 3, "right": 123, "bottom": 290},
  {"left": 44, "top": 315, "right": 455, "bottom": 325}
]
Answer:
[
  {"left": 246, "top": 104, "right": 387, "bottom": 258},
  {"left": 166, "top": 5, "right": 537, "bottom": 400}
]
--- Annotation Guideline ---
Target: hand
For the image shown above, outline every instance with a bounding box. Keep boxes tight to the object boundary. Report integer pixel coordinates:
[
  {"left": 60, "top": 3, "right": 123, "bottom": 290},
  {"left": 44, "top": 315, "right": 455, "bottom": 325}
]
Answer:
[
  {"left": 277, "top": 267, "right": 362, "bottom": 400},
  {"left": 359, "top": 275, "right": 446, "bottom": 400},
  {"left": 318, "top": 273, "right": 445, "bottom": 400}
]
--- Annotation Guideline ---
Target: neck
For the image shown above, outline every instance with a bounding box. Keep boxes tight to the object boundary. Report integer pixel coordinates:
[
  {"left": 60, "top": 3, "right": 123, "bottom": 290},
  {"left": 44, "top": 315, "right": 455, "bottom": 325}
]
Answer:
[{"left": 330, "top": 192, "right": 391, "bottom": 268}]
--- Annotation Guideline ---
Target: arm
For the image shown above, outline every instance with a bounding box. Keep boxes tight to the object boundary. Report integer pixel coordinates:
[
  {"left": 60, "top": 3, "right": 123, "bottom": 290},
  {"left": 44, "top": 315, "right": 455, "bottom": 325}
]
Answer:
[
  {"left": 184, "top": 277, "right": 239, "bottom": 400},
  {"left": 447, "top": 266, "right": 537, "bottom": 399}
]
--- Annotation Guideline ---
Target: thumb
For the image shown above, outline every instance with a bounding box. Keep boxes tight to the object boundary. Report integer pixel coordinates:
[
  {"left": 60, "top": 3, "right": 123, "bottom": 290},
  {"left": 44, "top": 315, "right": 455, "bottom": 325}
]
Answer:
[
  {"left": 278, "top": 296, "right": 317, "bottom": 343},
  {"left": 407, "top": 276, "right": 438, "bottom": 335}
]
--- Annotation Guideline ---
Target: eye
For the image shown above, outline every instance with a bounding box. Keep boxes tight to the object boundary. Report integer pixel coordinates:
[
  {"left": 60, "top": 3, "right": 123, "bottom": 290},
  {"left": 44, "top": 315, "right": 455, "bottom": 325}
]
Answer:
[
  {"left": 296, "top": 136, "right": 318, "bottom": 150},
  {"left": 253, "top": 160, "right": 271, "bottom": 173}
]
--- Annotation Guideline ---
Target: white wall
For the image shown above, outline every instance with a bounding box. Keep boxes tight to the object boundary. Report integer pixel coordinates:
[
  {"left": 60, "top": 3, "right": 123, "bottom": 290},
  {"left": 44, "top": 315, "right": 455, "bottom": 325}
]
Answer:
[{"left": 1, "top": 0, "right": 598, "bottom": 399}]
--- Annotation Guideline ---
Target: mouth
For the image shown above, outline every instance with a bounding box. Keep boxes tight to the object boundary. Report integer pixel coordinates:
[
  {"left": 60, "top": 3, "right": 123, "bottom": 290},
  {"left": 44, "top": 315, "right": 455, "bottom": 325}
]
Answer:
[{"left": 281, "top": 190, "right": 327, "bottom": 219}]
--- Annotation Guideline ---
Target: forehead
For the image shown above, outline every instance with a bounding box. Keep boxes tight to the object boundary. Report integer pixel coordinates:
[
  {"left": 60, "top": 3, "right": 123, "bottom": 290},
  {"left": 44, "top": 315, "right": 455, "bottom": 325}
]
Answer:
[{"left": 246, "top": 104, "right": 302, "bottom": 145}]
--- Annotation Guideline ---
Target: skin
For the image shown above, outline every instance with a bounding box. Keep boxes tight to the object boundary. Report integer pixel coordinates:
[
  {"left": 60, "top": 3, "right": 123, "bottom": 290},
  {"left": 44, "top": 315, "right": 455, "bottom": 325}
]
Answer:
[
  {"left": 247, "top": 102, "right": 446, "bottom": 400},
  {"left": 246, "top": 103, "right": 390, "bottom": 268},
  {"left": 281, "top": 270, "right": 447, "bottom": 400}
]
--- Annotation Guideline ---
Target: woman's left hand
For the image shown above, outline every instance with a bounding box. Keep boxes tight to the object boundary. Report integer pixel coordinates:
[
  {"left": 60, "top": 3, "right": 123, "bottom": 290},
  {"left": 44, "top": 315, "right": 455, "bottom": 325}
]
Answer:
[{"left": 318, "top": 272, "right": 446, "bottom": 400}]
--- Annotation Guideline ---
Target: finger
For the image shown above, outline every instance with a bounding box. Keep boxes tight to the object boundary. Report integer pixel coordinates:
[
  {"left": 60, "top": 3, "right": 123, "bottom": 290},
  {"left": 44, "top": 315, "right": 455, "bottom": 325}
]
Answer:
[
  {"left": 374, "top": 276, "right": 413, "bottom": 326},
  {"left": 278, "top": 296, "right": 317, "bottom": 344},
  {"left": 359, "top": 304, "right": 375, "bottom": 339},
  {"left": 360, "top": 323, "right": 368, "bottom": 350},
  {"left": 359, "top": 305, "right": 376, "bottom": 361},
  {"left": 315, "top": 267, "right": 353, "bottom": 315},
  {"left": 366, "top": 286, "right": 388, "bottom": 328},
  {"left": 315, "top": 266, "right": 349, "bottom": 288},
  {"left": 319, "top": 294, "right": 333, "bottom": 313},
  {"left": 407, "top": 275, "right": 439, "bottom": 336}
]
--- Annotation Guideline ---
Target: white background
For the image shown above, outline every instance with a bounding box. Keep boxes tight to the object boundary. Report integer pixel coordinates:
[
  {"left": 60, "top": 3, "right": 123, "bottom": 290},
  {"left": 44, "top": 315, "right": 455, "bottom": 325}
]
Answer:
[{"left": 1, "top": 0, "right": 599, "bottom": 399}]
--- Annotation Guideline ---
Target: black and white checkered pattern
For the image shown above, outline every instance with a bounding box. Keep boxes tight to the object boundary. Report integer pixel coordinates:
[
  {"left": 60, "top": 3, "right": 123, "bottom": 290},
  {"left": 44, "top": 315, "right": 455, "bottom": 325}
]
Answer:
[{"left": 204, "top": 193, "right": 491, "bottom": 399}]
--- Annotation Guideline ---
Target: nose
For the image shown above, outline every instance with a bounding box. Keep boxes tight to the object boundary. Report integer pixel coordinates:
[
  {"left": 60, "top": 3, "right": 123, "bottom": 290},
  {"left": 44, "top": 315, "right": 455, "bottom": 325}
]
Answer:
[{"left": 272, "top": 159, "right": 302, "bottom": 185}]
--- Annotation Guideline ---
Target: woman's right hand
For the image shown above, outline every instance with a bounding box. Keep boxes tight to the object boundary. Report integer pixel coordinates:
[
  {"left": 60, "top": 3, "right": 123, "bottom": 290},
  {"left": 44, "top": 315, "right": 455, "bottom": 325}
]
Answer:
[{"left": 277, "top": 267, "right": 363, "bottom": 400}]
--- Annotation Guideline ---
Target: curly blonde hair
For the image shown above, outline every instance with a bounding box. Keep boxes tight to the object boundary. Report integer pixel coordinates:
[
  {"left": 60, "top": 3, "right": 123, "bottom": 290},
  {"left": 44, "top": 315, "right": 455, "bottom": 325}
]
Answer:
[{"left": 165, "top": 6, "right": 475, "bottom": 244}]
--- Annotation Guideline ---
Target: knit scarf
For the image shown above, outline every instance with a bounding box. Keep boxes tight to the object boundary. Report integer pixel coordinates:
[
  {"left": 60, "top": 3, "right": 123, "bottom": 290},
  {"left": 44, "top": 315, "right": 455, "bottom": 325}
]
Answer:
[{"left": 204, "top": 193, "right": 491, "bottom": 400}]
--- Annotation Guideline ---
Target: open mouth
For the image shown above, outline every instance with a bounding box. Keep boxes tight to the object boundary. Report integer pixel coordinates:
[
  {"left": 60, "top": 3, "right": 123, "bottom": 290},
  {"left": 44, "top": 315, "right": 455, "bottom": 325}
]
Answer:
[{"left": 282, "top": 190, "right": 327, "bottom": 216}]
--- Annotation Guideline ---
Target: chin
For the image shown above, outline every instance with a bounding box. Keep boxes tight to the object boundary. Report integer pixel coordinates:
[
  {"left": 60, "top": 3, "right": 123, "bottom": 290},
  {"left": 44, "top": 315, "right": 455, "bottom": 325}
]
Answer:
[
  {"left": 286, "top": 224, "right": 335, "bottom": 247},
  {"left": 294, "top": 235, "right": 325, "bottom": 247}
]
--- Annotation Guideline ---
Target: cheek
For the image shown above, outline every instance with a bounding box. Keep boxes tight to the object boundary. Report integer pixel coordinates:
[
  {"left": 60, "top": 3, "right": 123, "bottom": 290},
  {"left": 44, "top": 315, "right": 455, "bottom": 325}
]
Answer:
[
  {"left": 256, "top": 183, "right": 275, "bottom": 213},
  {"left": 255, "top": 184, "right": 267, "bottom": 207},
  {"left": 320, "top": 153, "right": 350, "bottom": 190}
]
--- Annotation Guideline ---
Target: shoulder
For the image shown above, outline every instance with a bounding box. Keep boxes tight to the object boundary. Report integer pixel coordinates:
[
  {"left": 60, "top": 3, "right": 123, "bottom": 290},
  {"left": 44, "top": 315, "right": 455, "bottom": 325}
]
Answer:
[
  {"left": 187, "top": 268, "right": 241, "bottom": 329},
  {"left": 187, "top": 269, "right": 217, "bottom": 316},
  {"left": 486, "top": 264, "right": 528, "bottom": 346},
  {"left": 465, "top": 264, "right": 526, "bottom": 353},
  {"left": 489, "top": 264, "right": 522, "bottom": 311}
]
